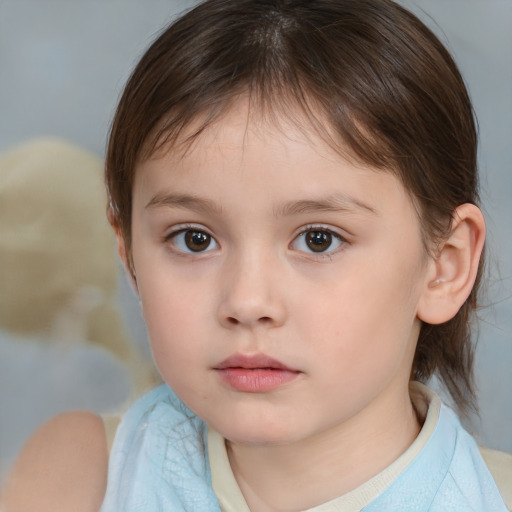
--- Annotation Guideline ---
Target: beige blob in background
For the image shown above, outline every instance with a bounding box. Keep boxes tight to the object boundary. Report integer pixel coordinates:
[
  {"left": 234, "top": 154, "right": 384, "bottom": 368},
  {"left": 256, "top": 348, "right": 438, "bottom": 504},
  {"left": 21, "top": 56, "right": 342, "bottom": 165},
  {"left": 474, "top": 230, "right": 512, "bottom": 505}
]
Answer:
[{"left": 0, "top": 138, "right": 158, "bottom": 485}]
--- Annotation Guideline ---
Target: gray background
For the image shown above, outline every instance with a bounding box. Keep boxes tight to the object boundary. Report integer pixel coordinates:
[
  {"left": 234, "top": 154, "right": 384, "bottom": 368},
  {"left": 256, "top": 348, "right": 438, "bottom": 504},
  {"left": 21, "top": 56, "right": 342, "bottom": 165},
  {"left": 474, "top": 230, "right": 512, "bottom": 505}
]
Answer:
[{"left": 0, "top": 0, "right": 510, "bottom": 452}]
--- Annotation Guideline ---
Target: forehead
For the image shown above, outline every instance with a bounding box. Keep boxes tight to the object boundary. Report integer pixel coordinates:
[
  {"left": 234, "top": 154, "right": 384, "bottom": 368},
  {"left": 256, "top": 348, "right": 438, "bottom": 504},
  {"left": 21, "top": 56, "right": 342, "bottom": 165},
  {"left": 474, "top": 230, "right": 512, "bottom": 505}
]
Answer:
[
  {"left": 143, "top": 95, "right": 380, "bottom": 178},
  {"left": 141, "top": 101, "right": 354, "bottom": 178},
  {"left": 144, "top": 92, "right": 362, "bottom": 166},
  {"left": 134, "top": 101, "right": 417, "bottom": 222}
]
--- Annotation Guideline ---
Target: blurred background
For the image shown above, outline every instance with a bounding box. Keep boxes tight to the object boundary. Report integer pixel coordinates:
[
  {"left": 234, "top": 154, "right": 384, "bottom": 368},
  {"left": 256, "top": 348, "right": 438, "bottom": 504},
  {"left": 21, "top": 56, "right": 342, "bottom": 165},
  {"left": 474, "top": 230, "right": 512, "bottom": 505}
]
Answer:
[{"left": 0, "top": 0, "right": 510, "bottom": 485}]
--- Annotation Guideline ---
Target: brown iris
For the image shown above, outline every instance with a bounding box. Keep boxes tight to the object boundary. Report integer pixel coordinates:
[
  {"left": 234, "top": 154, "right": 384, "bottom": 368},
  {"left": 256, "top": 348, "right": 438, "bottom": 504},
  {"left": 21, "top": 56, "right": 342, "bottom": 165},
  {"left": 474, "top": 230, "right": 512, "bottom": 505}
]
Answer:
[
  {"left": 305, "top": 230, "right": 332, "bottom": 252},
  {"left": 184, "top": 230, "right": 211, "bottom": 252}
]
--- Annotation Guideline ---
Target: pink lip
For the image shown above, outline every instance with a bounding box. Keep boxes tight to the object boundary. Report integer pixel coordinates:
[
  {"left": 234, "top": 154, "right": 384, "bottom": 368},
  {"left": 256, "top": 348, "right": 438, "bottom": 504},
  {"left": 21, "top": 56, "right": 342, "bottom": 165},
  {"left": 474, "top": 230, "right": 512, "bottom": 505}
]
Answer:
[{"left": 214, "top": 354, "right": 300, "bottom": 393}]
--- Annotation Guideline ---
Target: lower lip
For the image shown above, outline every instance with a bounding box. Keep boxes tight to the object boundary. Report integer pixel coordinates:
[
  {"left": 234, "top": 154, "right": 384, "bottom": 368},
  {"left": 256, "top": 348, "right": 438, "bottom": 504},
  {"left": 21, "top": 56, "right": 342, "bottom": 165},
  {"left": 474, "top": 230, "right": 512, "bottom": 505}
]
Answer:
[{"left": 216, "top": 368, "right": 299, "bottom": 392}]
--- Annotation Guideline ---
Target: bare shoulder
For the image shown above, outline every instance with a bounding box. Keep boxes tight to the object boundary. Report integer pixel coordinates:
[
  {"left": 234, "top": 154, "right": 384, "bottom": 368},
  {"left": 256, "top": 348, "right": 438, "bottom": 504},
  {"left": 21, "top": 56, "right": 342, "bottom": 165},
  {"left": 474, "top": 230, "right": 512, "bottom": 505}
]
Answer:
[{"left": 1, "top": 411, "right": 108, "bottom": 512}]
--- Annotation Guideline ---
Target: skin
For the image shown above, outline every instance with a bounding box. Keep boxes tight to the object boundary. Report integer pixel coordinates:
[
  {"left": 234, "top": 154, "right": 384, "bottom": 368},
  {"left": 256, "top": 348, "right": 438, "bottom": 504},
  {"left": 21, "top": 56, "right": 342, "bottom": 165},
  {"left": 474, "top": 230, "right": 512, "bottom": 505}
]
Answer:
[
  {"left": 0, "top": 412, "right": 108, "bottom": 512},
  {"left": 125, "top": 104, "right": 444, "bottom": 511}
]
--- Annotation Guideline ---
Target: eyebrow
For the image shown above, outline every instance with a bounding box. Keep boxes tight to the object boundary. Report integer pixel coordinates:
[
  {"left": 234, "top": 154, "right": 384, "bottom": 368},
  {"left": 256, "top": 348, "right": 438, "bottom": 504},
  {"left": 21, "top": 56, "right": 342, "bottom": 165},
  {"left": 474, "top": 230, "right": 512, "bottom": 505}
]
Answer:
[
  {"left": 275, "top": 194, "right": 376, "bottom": 217},
  {"left": 145, "top": 192, "right": 376, "bottom": 217},
  {"left": 145, "top": 193, "right": 223, "bottom": 215}
]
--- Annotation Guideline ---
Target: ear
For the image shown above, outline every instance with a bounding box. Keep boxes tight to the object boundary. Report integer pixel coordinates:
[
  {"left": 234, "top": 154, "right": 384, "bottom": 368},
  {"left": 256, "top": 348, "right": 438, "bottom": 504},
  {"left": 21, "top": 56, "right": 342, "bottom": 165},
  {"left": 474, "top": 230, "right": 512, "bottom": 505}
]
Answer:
[
  {"left": 417, "top": 203, "right": 485, "bottom": 324},
  {"left": 107, "top": 207, "right": 139, "bottom": 295}
]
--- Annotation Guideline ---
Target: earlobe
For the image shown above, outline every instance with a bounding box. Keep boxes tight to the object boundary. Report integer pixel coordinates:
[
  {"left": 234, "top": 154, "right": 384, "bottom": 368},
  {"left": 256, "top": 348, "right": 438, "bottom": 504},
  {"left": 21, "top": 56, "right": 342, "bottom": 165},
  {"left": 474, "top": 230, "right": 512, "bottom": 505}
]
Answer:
[{"left": 417, "top": 203, "right": 485, "bottom": 325}]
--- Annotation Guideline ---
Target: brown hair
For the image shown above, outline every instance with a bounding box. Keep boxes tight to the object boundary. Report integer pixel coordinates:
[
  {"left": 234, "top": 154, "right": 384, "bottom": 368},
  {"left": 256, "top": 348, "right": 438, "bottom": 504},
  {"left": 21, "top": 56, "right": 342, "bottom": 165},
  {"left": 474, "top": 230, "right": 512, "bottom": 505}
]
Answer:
[{"left": 106, "top": 0, "right": 482, "bottom": 414}]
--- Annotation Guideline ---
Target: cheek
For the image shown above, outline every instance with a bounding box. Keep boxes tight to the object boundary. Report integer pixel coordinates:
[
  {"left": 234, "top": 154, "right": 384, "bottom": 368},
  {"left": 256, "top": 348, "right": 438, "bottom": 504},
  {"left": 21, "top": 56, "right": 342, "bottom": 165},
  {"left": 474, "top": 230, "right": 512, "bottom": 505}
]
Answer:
[
  {"left": 136, "top": 271, "right": 212, "bottom": 365},
  {"left": 297, "top": 252, "right": 422, "bottom": 368}
]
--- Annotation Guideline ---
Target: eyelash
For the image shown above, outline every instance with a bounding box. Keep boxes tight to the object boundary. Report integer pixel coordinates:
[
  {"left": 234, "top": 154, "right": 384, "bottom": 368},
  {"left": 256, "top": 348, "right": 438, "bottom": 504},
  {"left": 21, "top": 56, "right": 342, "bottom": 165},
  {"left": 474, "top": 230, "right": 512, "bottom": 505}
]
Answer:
[{"left": 163, "top": 224, "right": 347, "bottom": 257}]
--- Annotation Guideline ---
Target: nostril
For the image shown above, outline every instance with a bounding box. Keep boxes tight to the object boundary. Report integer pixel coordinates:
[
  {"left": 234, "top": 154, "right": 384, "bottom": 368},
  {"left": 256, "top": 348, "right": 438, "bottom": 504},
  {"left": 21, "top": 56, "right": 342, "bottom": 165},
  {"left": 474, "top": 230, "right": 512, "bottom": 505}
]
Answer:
[{"left": 225, "top": 316, "right": 272, "bottom": 326}]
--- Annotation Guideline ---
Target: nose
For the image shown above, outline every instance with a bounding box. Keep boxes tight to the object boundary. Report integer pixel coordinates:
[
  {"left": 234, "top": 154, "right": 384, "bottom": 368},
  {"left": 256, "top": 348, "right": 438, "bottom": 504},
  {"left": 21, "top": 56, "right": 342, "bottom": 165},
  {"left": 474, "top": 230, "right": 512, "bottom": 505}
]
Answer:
[{"left": 216, "top": 251, "right": 287, "bottom": 329}]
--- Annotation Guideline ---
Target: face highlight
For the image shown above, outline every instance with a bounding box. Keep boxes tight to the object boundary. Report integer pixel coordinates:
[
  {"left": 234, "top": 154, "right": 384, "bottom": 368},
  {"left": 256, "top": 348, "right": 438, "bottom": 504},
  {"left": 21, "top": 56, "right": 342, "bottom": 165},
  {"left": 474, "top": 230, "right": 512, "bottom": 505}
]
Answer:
[{"left": 127, "top": 106, "right": 431, "bottom": 448}]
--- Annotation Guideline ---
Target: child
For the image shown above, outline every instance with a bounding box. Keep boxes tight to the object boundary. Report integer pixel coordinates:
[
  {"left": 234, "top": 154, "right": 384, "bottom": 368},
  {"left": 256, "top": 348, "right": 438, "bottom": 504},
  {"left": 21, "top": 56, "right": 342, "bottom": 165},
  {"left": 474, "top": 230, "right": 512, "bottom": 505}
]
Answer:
[
  {"left": 3, "top": 0, "right": 508, "bottom": 511},
  {"left": 98, "top": 0, "right": 508, "bottom": 510}
]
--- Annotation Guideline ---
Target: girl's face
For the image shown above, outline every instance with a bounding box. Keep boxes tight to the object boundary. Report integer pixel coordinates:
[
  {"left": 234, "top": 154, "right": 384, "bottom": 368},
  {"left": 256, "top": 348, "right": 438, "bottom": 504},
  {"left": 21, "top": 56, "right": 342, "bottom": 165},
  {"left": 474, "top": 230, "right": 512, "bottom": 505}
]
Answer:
[{"left": 129, "top": 105, "right": 431, "bottom": 446}]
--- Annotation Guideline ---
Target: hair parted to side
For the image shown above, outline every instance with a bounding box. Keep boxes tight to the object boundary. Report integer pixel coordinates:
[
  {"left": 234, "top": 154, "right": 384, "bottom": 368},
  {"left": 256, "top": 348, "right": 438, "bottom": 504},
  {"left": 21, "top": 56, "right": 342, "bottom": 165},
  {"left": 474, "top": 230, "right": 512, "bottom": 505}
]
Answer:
[{"left": 106, "top": 0, "right": 482, "bottom": 414}]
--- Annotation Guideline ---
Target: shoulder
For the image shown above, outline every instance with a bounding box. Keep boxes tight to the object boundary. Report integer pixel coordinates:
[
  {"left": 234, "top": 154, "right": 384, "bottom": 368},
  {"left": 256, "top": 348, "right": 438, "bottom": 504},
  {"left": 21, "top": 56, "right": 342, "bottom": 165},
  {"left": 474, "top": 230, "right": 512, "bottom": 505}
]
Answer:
[
  {"left": 1, "top": 411, "right": 108, "bottom": 512},
  {"left": 480, "top": 446, "right": 512, "bottom": 511},
  {"left": 430, "top": 408, "right": 509, "bottom": 511}
]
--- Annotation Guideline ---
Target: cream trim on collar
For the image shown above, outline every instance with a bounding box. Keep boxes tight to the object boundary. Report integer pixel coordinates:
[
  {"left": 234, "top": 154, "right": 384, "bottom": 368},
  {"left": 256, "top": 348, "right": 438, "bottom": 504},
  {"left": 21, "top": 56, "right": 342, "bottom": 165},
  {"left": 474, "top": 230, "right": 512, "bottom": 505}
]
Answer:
[{"left": 208, "top": 382, "right": 440, "bottom": 512}]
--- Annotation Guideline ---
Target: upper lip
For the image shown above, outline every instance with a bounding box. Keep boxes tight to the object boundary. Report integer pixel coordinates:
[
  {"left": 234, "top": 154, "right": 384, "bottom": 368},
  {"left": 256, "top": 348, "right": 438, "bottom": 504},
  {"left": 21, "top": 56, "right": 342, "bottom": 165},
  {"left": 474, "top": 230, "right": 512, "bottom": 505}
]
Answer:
[{"left": 214, "top": 353, "right": 298, "bottom": 372}]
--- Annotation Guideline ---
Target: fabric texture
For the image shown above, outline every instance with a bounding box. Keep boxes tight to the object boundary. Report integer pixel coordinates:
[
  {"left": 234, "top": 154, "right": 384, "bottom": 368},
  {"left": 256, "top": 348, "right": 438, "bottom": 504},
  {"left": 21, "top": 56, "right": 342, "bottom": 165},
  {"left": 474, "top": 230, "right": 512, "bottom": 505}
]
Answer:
[
  {"left": 100, "top": 385, "right": 220, "bottom": 512},
  {"left": 101, "top": 384, "right": 507, "bottom": 511},
  {"left": 479, "top": 447, "right": 512, "bottom": 510},
  {"left": 361, "top": 402, "right": 508, "bottom": 512}
]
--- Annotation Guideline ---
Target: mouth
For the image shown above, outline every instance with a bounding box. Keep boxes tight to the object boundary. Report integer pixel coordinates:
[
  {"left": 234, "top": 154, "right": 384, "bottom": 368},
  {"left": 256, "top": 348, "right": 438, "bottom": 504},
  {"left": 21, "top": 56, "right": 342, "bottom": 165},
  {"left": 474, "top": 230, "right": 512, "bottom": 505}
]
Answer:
[{"left": 213, "top": 353, "right": 301, "bottom": 393}]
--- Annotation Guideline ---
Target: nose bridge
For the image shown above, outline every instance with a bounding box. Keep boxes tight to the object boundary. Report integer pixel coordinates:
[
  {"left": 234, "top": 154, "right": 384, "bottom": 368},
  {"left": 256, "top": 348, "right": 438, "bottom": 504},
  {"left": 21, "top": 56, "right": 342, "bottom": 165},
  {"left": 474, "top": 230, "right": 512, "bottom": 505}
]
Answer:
[{"left": 217, "top": 243, "right": 286, "bottom": 328}]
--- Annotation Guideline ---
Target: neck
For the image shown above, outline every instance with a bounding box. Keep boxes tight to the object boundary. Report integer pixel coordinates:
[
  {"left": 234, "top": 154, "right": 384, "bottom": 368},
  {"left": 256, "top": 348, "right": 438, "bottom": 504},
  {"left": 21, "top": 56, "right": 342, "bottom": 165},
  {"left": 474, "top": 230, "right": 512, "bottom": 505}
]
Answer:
[{"left": 227, "top": 383, "right": 421, "bottom": 512}]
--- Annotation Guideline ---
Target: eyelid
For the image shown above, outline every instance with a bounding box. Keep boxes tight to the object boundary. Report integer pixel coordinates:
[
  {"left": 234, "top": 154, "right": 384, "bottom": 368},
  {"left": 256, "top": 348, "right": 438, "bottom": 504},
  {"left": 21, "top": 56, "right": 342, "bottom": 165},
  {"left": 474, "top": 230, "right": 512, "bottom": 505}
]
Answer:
[
  {"left": 163, "top": 223, "right": 214, "bottom": 239},
  {"left": 293, "top": 224, "right": 348, "bottom": 241}
]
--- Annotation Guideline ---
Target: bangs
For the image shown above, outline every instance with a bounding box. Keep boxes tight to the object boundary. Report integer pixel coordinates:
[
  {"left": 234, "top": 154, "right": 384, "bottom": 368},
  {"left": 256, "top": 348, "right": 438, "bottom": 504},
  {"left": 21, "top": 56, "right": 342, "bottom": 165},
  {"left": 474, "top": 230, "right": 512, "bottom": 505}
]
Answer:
[{"left": 142, "top": 82, "right": 392, "bottom": 173}]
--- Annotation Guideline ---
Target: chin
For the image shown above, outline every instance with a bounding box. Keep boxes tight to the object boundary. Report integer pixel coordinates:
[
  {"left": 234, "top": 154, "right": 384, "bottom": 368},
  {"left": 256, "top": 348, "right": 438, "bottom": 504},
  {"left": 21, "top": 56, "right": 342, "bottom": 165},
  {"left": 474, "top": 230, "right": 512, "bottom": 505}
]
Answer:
[{"left": 215, "top": 419, "right": 302, "bottom": 447}]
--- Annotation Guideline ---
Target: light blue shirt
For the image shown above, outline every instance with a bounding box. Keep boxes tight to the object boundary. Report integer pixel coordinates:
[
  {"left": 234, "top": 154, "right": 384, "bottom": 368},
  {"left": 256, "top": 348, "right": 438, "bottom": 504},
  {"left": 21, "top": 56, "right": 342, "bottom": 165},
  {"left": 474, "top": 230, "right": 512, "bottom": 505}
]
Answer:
[{"left": 101, "top": 384, "right": 507, "bottom": 511}]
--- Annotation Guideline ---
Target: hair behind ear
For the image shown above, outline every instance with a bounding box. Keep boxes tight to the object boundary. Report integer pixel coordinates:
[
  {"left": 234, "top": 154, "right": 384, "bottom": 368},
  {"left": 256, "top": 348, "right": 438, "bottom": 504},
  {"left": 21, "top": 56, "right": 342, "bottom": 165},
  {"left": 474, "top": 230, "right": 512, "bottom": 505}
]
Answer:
[{"left": 414, "top": 204, "right": 486, "bottom": 415}]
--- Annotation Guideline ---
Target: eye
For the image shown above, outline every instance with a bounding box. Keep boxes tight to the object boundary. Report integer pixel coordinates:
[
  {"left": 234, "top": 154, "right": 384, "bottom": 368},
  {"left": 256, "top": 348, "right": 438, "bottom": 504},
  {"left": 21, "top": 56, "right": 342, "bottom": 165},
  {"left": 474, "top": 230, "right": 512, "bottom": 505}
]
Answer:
[
  {"left": 292, "top": 228, "right": 344, "bottom": 254},
  {"left": 168, "top": 229, "right": 219, "bottom": 253}
]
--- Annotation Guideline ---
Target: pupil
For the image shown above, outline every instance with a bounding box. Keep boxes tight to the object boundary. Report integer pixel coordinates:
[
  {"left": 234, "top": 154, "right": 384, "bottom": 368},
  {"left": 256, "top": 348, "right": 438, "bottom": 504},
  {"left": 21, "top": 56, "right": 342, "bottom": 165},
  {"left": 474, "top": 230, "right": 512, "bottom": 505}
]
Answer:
[
  {"left": 306, "top": 231, "right": 332, "bottom": 252},
  {"left": 185, "top": 231, "right": 210, "bottom": 251}
]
